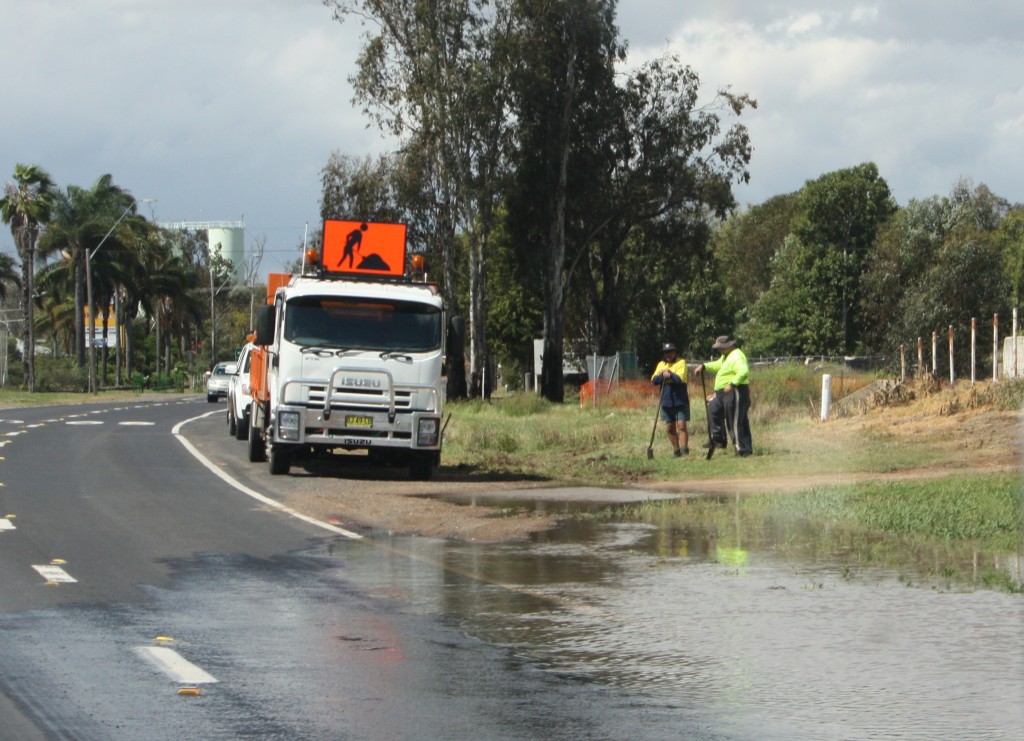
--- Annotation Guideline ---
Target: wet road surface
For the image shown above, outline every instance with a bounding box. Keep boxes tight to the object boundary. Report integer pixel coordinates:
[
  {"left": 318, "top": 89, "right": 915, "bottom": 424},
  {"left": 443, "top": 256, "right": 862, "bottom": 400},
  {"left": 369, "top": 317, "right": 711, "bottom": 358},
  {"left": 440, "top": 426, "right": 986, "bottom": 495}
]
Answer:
[{"left": 0, "top": 398, "right": 1020, "bottom": 739}]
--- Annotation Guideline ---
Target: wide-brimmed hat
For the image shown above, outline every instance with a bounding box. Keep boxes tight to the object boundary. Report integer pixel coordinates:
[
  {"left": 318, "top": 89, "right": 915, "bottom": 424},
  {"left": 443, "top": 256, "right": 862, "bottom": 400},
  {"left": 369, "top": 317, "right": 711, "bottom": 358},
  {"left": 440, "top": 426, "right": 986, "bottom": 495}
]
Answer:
[
  {"left": 712, "top": 335, "right": 736, "bottom": 351},
  {"left": 661, "top": 343, "right": 677, "bottom": 353}
]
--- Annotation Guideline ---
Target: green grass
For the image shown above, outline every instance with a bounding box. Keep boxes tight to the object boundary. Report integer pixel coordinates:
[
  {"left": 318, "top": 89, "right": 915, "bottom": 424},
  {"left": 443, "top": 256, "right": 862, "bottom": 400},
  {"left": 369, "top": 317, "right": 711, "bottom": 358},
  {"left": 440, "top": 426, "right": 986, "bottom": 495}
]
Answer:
[{"left": 0, "top": 387, "right": 193, "bottom": 408}]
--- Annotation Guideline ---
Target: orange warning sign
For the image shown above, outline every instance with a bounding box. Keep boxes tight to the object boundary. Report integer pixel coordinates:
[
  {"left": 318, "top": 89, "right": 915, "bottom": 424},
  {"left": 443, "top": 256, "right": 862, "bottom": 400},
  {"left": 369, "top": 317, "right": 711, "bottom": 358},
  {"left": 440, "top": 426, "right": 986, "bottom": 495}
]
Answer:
[{"left": 322, "top": 220, "right": 407, "bottom": 278}]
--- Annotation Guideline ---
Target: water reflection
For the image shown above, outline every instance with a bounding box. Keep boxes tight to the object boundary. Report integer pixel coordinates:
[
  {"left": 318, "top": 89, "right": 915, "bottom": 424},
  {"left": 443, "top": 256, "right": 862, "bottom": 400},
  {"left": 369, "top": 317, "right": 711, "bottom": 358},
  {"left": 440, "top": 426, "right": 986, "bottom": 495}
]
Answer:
[{"left": 331, "top": 501, "right": 1024, "bottom": 739}]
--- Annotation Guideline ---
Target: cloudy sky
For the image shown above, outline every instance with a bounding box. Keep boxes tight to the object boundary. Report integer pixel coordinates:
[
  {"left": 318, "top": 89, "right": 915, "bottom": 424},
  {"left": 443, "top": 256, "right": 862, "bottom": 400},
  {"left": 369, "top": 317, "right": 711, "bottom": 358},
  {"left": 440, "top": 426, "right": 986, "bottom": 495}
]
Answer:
[{"left": 3, "top": 0, "right": 1021, "bottom": 274}]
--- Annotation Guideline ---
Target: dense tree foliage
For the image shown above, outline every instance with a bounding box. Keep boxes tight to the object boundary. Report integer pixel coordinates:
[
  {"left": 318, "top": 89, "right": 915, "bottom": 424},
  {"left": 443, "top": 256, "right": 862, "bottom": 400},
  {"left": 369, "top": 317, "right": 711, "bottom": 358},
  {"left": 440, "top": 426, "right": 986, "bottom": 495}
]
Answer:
[
  {"left": 742, "top": 164, "right": 897, "bottom": 355},
  {"left": 860, "top": 181, "right": 1011, "bottom": 372},
  {"left": 711, "top": 192, "right": 800, "bottom": 314}
]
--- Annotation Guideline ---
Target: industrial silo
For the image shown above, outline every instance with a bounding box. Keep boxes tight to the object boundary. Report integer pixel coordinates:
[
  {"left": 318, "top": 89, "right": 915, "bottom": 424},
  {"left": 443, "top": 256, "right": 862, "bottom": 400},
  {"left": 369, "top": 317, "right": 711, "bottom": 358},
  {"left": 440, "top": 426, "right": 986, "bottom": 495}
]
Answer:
[{"left": 207, "top": 222, "right": 246, "bottom": 283}]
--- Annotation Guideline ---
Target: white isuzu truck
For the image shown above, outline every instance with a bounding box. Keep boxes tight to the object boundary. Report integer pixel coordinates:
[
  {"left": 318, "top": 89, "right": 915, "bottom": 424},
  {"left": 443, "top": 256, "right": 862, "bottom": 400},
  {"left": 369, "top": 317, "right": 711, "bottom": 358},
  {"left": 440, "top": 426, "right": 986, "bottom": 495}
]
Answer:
[{"left": 246, "top": 220, "right": 459, "bottom": 480}]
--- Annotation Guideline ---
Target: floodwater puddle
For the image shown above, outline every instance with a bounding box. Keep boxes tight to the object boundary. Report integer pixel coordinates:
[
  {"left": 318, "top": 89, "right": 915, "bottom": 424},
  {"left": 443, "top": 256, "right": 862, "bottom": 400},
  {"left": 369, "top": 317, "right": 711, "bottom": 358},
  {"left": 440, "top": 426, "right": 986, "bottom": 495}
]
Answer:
[
  {"left": 412, "top": 484, "right": 679, "bottom": 516},
  {"left": 326, "top": 489, "right": 1024, "bottom": 739}
]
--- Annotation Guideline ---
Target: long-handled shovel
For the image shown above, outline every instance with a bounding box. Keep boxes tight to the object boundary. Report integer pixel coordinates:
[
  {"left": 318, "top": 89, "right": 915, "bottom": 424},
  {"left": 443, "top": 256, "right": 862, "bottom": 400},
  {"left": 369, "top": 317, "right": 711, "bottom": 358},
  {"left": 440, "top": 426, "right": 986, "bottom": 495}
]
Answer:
[
  {"left": 699, "top": 372, "right": 716, "bottom": 460},
  {"left": 646, "top": 386, "right": 664, "bottom": 459}
]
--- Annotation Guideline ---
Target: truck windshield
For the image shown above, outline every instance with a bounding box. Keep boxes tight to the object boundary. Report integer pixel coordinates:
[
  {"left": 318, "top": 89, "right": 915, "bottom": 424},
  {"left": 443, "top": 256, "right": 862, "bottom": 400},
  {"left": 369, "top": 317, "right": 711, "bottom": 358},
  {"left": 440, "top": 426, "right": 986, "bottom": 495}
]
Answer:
[{"left": 283, "top": 296, "right": 442, "bottom": 353}]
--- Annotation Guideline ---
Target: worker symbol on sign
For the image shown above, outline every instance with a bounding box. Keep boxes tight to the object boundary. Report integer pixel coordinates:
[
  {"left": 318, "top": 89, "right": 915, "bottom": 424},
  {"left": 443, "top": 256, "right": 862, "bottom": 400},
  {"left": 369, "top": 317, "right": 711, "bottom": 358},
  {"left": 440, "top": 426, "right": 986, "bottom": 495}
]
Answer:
[{"left": 339, "top": 223, "right": 368, "bottom": 269}]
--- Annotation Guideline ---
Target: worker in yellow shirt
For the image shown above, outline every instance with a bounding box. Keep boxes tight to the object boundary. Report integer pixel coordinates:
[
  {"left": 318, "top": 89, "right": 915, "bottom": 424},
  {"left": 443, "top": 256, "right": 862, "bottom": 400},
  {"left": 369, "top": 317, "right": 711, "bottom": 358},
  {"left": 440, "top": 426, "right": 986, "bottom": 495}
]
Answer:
[
  {"left": 651, "top": 342, "right": 691, "bottom": 456},
  {"left": 695, "top": 335, "right": 752, "bottom": 456}
]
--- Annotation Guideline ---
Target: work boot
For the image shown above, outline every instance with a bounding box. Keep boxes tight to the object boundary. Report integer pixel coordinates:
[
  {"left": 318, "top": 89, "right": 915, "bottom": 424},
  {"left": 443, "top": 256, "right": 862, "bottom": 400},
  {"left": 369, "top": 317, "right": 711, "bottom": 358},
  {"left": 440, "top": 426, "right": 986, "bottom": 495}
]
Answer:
[
  {"left": 701, "top": 440, "right": 726, "bottom": 450},
  {"left": 674, "top": 447, "right": 688, "bottom": 457}
]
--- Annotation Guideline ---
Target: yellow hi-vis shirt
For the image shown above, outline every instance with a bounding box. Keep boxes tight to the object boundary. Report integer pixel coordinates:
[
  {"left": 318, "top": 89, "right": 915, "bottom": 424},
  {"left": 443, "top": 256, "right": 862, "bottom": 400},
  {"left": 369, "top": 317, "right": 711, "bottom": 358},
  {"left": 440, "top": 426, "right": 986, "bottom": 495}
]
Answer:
[
  {"left": 703, "top": 348, "right": 749, "bottom": 391},
  {"left": 651, "top": 358, "right": 689, "bottom": 383}
]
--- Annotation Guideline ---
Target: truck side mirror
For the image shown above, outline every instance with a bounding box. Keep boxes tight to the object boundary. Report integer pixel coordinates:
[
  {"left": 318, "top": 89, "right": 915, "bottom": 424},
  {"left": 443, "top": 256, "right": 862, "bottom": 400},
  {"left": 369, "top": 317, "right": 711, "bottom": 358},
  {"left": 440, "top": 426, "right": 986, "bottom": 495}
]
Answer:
[{"left": 255, "top": 305, "right": 275, "bottom": 345}]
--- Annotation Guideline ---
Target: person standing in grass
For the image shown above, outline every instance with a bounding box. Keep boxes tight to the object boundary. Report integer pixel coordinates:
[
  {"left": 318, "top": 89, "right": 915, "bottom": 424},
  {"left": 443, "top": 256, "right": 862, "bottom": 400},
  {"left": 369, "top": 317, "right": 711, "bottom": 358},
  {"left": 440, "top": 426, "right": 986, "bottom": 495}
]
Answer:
[
  {"left": 651, "top": 342, "right": 691, "bottom": 457},
  {"left": 695, "top": 335, "right": 752, "bottom": 456}
]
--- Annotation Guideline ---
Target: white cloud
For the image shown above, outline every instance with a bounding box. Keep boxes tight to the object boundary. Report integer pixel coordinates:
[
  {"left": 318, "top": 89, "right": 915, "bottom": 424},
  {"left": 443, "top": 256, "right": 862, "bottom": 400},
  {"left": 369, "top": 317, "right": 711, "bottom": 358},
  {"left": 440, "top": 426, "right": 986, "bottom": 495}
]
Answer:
[{"left": 622, "top": 2, "right": 1024, "bottom": 206}]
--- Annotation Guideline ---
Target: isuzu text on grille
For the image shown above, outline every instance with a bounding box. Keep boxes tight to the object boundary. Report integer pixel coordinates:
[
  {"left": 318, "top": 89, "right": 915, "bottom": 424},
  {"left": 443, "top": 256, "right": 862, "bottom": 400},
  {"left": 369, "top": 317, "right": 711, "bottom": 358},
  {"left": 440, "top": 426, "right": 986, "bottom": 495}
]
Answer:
[{"left": 340, "top": 378, "right": 380, "bottom": 388}]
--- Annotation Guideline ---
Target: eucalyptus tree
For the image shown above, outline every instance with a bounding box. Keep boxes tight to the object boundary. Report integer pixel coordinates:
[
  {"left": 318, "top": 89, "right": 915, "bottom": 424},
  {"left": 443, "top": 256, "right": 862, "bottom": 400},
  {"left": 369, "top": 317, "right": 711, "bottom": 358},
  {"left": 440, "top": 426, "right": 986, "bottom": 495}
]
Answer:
[
  {"left": 1, "top": 163, "right": 56, "bottom": 391},
  {"left": 790, "top": 163, "right": 897, "bottom": 353},
  {"left": 860, "top": 182, "right": 1012, "bottom": 371},
  {"left": 324, "top": 0, "right": 516, "bottom": 398},
  {"left": 998, "top": 206, "right": 1024, "bottom": 307},
  {"left": 744, "top": 163, "right": 896, "bottom": 356},
  {"left": 504, "top": 0, "right": 622, "bottom": 400},
  {"left": 711, "top": 192, "right": 800, "bottom": 313},
  {"left": 564, "top": 54, "right": 755, "bottom": 357}
]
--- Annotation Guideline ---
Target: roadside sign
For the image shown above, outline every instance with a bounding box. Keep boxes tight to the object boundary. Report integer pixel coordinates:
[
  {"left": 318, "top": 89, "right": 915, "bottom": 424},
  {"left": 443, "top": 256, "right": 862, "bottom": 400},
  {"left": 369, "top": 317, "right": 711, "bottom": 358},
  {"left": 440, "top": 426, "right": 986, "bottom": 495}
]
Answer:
[{"left": 322, "top": 220, "right": 407, "bottom": 278}]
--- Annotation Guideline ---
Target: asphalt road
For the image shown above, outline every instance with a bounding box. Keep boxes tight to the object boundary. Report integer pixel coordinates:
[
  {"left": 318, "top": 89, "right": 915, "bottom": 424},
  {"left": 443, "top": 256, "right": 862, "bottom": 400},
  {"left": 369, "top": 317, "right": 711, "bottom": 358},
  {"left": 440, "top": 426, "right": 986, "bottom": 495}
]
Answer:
[{"left": 0, "top": 398, "right": 666, "bottom": 740}]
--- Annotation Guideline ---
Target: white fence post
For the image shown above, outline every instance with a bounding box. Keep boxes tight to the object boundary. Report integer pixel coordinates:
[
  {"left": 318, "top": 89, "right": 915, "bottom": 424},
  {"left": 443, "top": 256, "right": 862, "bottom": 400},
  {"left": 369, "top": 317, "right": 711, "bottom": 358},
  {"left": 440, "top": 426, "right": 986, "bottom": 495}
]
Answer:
[
  {"left": 993, "top": 314, "right": 999, "bottom": 382},
  {"left": 1014, "top": 308, "right": 1019, "bottom": 379},
  {"left": 970, "top": 317, "right": 976, "bottom": 385},
  {"left": 820, "top": 374, "right": 832, "bottom": 421},
  {"left": 948, "top": 325, "right": 955, "bottom": 386}
]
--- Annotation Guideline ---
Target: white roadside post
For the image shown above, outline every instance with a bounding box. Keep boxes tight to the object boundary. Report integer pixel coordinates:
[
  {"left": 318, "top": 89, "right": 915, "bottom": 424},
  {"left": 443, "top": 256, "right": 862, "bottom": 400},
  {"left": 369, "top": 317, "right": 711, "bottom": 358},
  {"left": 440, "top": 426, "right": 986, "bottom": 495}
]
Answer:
[{"left": 820, "top": 374, "right": 832, "bottom": 421}]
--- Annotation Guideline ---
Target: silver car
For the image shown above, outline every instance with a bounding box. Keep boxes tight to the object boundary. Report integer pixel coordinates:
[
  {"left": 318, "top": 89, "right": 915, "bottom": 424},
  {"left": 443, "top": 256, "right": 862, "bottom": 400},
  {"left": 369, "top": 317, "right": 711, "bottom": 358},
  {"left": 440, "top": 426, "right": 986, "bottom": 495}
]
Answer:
[{"left": 206, "top": 361, "right": 235, "bottom": 402}]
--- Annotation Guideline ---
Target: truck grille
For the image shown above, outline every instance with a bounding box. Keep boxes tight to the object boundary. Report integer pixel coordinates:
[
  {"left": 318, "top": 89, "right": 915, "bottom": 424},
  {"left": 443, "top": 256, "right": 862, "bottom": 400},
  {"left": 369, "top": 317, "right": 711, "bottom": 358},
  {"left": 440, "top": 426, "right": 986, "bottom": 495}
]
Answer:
[{"left": 306, "top": 385, "right": 413, "bottom": 410}]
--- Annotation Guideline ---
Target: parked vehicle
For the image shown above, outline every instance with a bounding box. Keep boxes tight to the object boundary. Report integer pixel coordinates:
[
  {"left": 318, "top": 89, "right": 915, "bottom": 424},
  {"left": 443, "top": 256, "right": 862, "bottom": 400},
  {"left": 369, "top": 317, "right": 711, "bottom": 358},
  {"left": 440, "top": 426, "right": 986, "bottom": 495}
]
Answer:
[
  {"left": 246, "top": 220, "right": 462, "bottom": 479},
  {"left": 206, "top": 361, "right": 235, "bottom": 402},
  {"left": 227, "top": 343, "right": 256, "bottom": 439}
]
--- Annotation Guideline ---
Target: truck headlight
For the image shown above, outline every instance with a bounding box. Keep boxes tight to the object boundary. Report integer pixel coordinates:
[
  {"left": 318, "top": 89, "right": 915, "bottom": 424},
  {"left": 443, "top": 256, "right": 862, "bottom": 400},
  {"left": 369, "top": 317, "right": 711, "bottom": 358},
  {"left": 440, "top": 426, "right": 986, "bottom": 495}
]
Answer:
[
  {"left": 278, "top": 411, "right": 301, "bottom": 441},
  {"left": 416, "top": 417, "right": 439, "bottom": 447}
]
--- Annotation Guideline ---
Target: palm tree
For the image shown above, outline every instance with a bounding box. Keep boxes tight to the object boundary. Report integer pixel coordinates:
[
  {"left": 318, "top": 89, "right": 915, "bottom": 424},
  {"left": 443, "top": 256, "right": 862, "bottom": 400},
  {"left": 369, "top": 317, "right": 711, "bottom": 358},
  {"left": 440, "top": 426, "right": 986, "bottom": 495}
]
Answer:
[
  {"left": 1, "top": 164, "right": 56, "bottom": 391},
  {"left": 0, "top": 253, "right": 21, "bottom": 300},
  {"left": 39, "top": 175, "right": 141, "bottom": 372}
]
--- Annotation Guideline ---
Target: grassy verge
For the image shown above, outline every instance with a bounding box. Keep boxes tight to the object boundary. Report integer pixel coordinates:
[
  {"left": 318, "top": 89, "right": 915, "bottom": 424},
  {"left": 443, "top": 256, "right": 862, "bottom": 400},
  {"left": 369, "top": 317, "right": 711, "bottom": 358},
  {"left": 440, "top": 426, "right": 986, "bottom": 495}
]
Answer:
[
  {"left": 0, "top": 388, "right": 194, "bottom": 408},
  {"left": 443, "top": 366, "right": 1014, "bottom": 483}
]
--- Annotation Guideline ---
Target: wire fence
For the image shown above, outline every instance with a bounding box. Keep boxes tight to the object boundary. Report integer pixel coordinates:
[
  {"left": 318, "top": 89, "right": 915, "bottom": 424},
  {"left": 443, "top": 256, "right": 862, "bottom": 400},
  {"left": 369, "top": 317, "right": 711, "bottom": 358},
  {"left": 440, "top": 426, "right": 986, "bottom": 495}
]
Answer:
[{"left": 579, "top": 308, "right": 1023, "bottom": 408}]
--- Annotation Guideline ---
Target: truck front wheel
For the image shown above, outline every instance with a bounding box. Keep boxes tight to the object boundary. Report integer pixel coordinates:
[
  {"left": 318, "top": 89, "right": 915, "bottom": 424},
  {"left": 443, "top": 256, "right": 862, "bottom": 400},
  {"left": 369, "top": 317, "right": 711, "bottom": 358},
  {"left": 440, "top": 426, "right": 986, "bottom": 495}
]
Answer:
[
  {"left": 268, "top": 446, "right": 291, "bottom": 475},
  {"left": 409, "top": 453, "right": 435, "bottom": 481}
]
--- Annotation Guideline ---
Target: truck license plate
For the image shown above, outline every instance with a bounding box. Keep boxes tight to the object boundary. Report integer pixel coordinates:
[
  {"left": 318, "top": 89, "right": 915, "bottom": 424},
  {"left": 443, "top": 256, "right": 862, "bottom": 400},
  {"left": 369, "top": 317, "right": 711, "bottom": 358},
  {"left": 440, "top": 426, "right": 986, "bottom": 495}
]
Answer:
[{"left": 345, "top": 415, "right": 373, "bottom": 428}]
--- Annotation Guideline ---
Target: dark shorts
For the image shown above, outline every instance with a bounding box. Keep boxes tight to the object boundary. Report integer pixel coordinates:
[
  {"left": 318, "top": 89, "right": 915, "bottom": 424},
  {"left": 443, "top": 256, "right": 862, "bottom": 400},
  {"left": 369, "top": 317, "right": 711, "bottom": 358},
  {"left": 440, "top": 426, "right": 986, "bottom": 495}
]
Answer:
[{"left": 660, "top": 405, "right": 690, "bottom": 423}]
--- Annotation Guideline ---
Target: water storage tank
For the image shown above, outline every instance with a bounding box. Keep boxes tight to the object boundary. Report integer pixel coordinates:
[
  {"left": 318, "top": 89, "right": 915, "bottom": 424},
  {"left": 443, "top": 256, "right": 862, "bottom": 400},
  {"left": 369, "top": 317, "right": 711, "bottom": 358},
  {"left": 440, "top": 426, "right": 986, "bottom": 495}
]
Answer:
[
  {"left": 208, "top": 225, "right": 245, "bottom": 283},
  {"left": 159, "top": 220, "right": 247, "bottom": 284}
]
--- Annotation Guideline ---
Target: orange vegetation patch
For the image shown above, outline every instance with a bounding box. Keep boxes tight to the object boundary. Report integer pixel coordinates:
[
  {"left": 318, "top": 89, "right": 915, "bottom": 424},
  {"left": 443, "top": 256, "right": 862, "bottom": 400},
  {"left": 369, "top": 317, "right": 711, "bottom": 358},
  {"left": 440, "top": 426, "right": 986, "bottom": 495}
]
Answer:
[{"left": 580, "top": 379, "right": 659, "bottom": 408}]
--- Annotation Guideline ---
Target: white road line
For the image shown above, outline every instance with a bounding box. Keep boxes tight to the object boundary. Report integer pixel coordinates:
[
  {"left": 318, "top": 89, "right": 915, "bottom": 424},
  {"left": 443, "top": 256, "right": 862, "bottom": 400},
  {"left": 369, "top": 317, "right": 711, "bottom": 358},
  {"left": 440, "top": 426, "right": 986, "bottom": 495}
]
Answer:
[
  {"left": 172, "top": 412, "right": 362, "bottom": 540},
  {"left": 32, "top": 564, "right": 77, "bottom": 583},
  {"left": 135, "top": 646, "right": 218, "bottom": 684},
  {"left": 4, "top": 431, "right": 24, "bottom": 437},
  {"left": 66, "top": 421, "right": 103, "bottom": 425},
  {"left": 0, "top": 519, "right": 15, "bottom": 531},
  {"left": 119, "top": 421, "right": 155, "bottom": 426}
]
